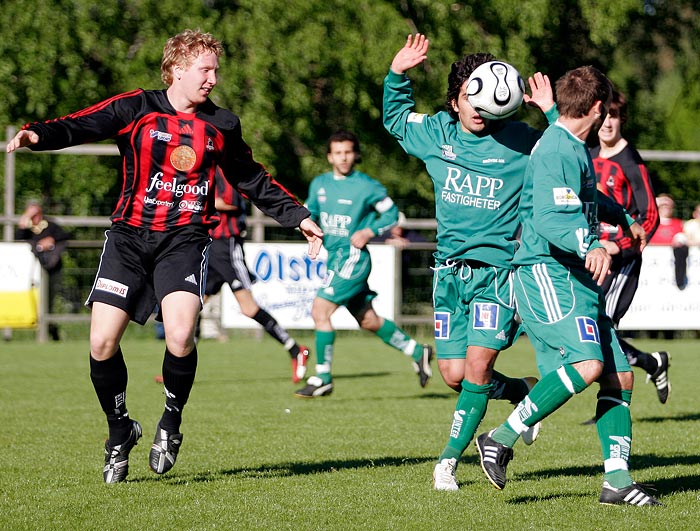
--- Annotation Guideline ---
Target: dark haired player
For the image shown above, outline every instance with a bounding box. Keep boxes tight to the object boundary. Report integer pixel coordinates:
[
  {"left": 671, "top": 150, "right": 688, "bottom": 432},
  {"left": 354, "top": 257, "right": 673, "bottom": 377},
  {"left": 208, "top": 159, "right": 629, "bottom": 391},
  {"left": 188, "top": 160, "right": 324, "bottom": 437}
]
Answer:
[
  {"left": 384, "top": 33, "right": 556, "bottom": 491},
  {"left": 590, "top": 89, "right": 669, "bottom": 404},
  {"left": 295, "top": 130, "right": 433, "bottom": 398},
  {"left": 6, "top": 29, "right": 322, "bottom": 483}
]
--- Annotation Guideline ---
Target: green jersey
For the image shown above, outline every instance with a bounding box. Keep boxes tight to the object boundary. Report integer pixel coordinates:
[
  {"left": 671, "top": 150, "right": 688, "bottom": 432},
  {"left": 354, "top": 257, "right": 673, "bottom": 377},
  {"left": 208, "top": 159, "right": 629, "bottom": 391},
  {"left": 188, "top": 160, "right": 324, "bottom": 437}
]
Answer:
[
  {"left": 383, "top": 69, "right": 556, "bottom": 267},
  {"left": 306, "top": 170, "right": 398, "bottom": 275},
  {"left": 514, "top": 121, "right": 633, "bottom": 267}
]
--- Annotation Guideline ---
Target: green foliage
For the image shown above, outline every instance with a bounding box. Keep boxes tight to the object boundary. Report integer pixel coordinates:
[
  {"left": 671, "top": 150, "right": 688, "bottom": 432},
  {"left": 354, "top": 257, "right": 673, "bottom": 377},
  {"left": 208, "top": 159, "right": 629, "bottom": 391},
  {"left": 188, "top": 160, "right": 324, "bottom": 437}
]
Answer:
[
  {"left": 1, "top": 335, "right": 698, "bottom": 530},
  {"left": 2, "top": 0, "right": 700, "bottom": 215}
]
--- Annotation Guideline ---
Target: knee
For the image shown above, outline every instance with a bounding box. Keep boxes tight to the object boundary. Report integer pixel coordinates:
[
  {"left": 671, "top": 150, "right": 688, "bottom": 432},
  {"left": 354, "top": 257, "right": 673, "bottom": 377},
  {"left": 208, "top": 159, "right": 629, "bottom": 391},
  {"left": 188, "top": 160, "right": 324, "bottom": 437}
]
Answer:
[
  {"left": 89, "top": 333, "right": 120, "bottom": 361},
  {"left": 575, "top": 359, "right": 604, "bottom": 386},
  {"left": 163, "top": 327, "right": 195, "bottom": 357},
  {"left": 438, "top": 360, "right": 462, "bottom": 391}
]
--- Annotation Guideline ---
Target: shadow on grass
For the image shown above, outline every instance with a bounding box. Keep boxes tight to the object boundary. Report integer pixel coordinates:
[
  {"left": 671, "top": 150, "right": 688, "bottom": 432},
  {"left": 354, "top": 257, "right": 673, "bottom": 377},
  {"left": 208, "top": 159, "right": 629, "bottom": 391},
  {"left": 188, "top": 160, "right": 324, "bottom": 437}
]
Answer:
[
  {"left": 514, "top": 452, "right": 700, "bottom": 497},
  {"left": 636, "top": 412, "right": 700, "bottom": 423},
  {"left": 507, "top": 472, "right": 700, "bottom": 504},
  {"left": 194, "top": 371, "right": 394, "bottom": 386},
  {"left": 131, "top": 455, "right": 435, "bottom": 484},
  {"left": 518, "top": 452, "right": 700, "bottom": 480}
]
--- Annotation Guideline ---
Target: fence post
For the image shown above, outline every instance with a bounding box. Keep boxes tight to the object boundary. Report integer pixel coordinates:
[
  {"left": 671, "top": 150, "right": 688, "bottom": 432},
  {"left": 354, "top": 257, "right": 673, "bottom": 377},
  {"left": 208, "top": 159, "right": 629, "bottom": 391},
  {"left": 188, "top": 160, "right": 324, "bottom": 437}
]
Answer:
[
  {"left": 37, "top": 268, "right": 49, "bottom": 343},
  {"left": 3, "top": 126, "right": 17, "bottom": 242}
]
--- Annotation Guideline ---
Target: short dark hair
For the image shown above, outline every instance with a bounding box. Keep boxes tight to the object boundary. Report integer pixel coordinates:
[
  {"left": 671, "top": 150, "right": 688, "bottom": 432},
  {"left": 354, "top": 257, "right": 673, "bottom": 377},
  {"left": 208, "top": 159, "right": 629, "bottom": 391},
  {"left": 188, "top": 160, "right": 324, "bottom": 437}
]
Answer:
[
  {"left": 445, "top": 53, "right": 496, "bottom": 120},
  {"left": 607, "top": 89, "right": 628, "bottom": 125},
  {"left": 555, "top": 65, "right": 612, "bottom": 119},
  {"left": 326, "top": 130, "right": 361, "bottom": 158}
]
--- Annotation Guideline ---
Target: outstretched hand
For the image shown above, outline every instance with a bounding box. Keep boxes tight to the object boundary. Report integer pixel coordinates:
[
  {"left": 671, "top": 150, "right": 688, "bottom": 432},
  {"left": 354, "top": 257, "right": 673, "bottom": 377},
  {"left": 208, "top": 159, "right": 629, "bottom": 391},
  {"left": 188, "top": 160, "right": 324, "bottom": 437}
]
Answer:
[
  {"left": 299, "top": 217, "right": 324, "bottom": 259},
  {"left": 390, "top": 33, "right": 429, "bottom": 75},
  {"left": 6, "top": 129, "right": 39, "bottom": 152},
  {"left": 523, "top": 72, "right": 555, "bottom": 113}
]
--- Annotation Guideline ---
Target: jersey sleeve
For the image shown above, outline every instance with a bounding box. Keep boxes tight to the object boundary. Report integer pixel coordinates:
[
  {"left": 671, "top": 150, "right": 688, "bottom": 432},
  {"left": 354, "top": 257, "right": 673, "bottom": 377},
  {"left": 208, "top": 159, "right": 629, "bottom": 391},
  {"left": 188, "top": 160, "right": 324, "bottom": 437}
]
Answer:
[
  {"left": 531, "top": 152, "right": 600, "bottom": 259},
  {"left": 597, "top": 192, "right": 633, "bottom": 231},
  {"left": 365, "top": 181, "right": 399, "bottom": 237},
  {"left": 24, "top": 90, "right": 145, "bottom": 151},
  {"left": 304, "top": 178, "right": 321, "bottom": 224},
  {"left": 219, "top": 121, "right": 309, "bottom": 229},
  {"left": 619, "top": 161, "right": 659, "bottom": 253},
  {"left": 382, "top": 70, "right": 433, "bottom": 159}
]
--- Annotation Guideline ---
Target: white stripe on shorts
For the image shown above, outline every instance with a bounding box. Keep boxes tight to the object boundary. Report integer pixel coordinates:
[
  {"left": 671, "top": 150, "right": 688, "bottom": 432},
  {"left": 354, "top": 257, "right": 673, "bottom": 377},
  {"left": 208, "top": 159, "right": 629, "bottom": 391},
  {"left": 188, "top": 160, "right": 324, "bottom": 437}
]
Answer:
[{"left": 532, "top": 263, "right": 563, "bottom": 322}]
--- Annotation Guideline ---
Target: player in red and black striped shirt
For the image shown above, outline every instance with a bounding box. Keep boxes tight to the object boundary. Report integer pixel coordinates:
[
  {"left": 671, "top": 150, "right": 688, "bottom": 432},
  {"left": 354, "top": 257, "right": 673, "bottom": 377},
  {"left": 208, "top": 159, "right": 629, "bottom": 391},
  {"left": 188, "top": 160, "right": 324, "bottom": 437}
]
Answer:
[
  {"left": 6, "top": 29, "right": 323, "bottom": 483},
  {"left": 591, "top": 89, "right": 670, "bottom": 405},
  {"left": 203, "top": 169, "right": 311, "bottom": 382}
]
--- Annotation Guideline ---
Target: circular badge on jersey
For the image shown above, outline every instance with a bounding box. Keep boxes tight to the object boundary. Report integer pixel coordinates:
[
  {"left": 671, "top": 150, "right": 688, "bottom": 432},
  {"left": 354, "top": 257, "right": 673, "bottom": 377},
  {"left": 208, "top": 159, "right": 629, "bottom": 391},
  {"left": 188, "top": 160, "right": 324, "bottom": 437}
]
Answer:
[{"left": 170, "top": 145, "right": 197, "bottom": 172}]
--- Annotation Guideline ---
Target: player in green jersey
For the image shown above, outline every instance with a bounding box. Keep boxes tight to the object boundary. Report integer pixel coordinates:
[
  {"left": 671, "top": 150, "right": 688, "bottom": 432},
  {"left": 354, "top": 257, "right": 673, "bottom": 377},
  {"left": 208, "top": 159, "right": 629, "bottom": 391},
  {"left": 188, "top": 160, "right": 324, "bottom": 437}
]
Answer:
[
  {"left": 384, "top": 33, "right": 557, "bottom": 491},
  {"left": 294, "top": 131, "right": 433, "bottom": 398},
  {"left": 475, "top": 66, "right": 661, "bottom": 506}
]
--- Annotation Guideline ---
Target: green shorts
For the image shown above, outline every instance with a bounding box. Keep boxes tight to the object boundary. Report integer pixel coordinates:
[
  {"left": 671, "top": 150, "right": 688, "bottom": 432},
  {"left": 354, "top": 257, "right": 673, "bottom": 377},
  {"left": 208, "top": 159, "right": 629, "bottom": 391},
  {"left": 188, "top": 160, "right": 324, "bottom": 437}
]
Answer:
[
  {"left": 514, "top": 262, "right": 631, "bottom": 377},
  {"left": 433, "top": 260, "right": 519, "bottom": 359},
  {"left": 316, "top": 252, "right": 377, "bottom": 316}
]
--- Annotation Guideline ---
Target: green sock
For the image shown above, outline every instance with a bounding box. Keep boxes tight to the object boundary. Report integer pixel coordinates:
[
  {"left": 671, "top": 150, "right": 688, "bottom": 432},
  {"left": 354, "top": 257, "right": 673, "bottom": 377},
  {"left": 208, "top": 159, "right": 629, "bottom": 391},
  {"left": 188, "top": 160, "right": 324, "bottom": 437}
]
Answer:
[
  {"left": 375, "top": 319, "right": 421, "bottom": 361},
  {"left": 492, "top": 364, "right": 588, "bottom": 447},
  {"left": 489, "top": 371, "right": 530, "bottom": 404},
  {"left": 597, "top": 389, "right": 633, "bottom": 488},
  {"left": 314, "top": 330, "right": 335, "bottom": 385},
  {"left": 439, "top": 380, "right": 492, "bottom": 461}
]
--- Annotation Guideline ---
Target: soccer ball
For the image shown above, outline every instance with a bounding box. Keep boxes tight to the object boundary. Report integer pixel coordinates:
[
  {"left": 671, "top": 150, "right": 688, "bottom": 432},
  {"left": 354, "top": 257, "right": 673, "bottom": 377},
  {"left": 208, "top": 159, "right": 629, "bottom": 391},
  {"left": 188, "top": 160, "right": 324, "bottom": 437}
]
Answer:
[{"left": 466, "top": 61, "right": 525, "bottom": 120}]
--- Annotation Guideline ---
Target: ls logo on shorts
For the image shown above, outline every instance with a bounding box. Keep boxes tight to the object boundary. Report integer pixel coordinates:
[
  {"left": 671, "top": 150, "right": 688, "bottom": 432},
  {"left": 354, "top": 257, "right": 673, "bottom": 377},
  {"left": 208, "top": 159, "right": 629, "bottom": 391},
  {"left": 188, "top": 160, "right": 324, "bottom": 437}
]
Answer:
[
  {"left": 576, "top": 316, "right": 600, "bottom": 343},
  {"left": 474, "top": 303, "right": 498, "bottom": 330},
  {"left": 435, "top": 312, "right": 450, "bottom": 339}
]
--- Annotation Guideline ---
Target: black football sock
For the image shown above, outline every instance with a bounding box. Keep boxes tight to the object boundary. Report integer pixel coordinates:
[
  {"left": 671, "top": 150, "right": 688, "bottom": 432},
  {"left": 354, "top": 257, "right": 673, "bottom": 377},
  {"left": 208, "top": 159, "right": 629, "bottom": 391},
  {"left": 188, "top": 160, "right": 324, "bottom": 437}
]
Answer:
[
  {"left": 252, "top": 309, "right": 297, "bottom": 358},
  {"left": 618, "top": 337, "right": 656, "bottom": 373},
  {"left": 90, "top": 347, "right": 130, "bottom": 445},
  {"left": 160, "top": 346, "right": 198, "bottom": 433}
]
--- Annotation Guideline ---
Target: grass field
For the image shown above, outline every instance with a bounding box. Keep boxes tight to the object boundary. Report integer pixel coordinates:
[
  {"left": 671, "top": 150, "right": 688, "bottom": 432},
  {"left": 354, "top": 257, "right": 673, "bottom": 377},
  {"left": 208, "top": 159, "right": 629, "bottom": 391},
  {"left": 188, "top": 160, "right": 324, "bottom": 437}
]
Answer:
[{"left": 1, "top": 328, "right": 698, "bottom": 530}]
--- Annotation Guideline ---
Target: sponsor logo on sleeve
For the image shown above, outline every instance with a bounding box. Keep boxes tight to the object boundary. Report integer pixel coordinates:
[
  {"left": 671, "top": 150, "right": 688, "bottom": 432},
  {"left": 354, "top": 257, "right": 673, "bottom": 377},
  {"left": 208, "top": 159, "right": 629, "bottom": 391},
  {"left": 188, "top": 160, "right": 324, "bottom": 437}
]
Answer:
[
  {"left": 407, "top": 112, "right": 426, "bottom": 123},
  {"left": 553, "top": 187, "right": 581, "bottom": 206}
]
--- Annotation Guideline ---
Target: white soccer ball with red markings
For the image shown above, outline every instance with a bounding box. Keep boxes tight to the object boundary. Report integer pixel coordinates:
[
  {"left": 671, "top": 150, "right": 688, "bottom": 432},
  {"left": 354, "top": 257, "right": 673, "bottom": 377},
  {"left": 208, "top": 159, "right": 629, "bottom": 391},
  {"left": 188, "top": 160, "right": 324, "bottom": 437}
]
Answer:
[{"left": 466, "top": 61, "right": 525, "bottom": 120}]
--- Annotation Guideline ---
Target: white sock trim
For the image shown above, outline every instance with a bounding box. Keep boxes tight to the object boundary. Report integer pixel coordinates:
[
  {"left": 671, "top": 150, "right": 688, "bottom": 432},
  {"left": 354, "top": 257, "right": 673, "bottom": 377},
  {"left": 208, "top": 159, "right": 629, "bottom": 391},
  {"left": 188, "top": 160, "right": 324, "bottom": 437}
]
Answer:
[
  {"left": 556, "top": 366, "right": 576, "bottom": 394},
  {"left": 506, "top": 409, "right": 527, "bottom": 435},
  {"left": 403, "top": 339, "right": 417, "bottom": 355},
  {"left": 604, "top": 457, "right": 629, "bottom": 473}
]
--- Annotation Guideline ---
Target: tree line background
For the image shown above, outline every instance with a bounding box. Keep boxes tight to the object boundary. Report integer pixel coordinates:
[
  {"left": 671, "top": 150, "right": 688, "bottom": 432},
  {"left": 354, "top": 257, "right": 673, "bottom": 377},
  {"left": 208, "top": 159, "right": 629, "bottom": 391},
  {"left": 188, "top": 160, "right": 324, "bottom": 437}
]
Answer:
[{"left": 2, "top": 0, "right": 699, "bottom": 222}]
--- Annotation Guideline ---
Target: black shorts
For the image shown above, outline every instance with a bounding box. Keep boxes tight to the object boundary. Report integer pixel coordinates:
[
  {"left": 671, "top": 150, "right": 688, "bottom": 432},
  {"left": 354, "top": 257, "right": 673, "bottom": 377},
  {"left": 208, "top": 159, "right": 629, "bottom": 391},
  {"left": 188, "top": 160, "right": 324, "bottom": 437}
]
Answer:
[
  {"left": 205, "top": 237, "right": 256, "bottom": 295},
  {"left": 601, "top": 252, "right": 642, "bottom": 325},
  {"left": 86, "top": 223, "right": 211, "bottom": 325}
]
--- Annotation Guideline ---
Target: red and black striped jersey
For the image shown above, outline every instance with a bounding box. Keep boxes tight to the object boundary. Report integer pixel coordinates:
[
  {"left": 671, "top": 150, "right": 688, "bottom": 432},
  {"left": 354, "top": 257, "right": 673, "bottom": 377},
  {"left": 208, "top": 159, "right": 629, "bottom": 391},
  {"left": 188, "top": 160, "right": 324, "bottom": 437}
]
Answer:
[
  {"left": 210, "top": 171, "right": 247, "bottom": 240},
  {"left": 591, "top": 143, "right": 659, "bottom": 254},
  {"left": 22, "top": 89, "right": 308, "bottom": 231}
]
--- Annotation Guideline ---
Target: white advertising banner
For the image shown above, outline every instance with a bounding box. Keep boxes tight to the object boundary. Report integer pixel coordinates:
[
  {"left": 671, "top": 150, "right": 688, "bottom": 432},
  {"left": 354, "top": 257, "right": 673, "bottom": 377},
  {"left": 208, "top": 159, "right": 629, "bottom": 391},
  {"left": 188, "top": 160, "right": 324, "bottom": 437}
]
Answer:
[
  {"left": 221, "top": 243, "right": 396, "bottom": 330},
  {"left": 0, "top": 242, "right": 42, "bottom": 328},
  {"left": 618, "top": 245, "right": 700, "bottom": 330}
]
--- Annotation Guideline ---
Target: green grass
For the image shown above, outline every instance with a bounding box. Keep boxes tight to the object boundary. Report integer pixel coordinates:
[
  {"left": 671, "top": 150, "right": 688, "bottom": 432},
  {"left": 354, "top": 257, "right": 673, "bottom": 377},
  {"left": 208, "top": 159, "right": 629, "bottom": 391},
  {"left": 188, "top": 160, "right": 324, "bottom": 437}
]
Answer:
[{"left": 1, "top": 331, "right": 698, "bottom": 530}]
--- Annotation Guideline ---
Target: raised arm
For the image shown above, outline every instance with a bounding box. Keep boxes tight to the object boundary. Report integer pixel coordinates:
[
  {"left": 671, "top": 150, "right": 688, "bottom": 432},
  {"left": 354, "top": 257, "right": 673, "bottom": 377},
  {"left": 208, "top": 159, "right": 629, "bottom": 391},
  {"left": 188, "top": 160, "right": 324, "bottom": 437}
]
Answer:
[
  {"left": 390, "top": 33, "right": 430, "bottom": 75},
  {"left": 523, "top": 72, "right": 555, "bottom": 114}
]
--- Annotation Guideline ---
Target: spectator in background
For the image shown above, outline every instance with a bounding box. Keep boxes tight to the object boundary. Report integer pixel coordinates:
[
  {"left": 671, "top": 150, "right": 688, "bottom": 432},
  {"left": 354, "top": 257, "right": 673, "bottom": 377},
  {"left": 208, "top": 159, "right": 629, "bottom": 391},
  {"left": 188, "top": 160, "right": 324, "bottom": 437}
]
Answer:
[
  {"left": 652, "top": 194, "right": 688, "bottom": 290},
  {"left": 15, "top": 199, "right": 70, "bottom": 341},
  {"left": 683, "top": 203, "right": 700, "bottom": 247}
]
